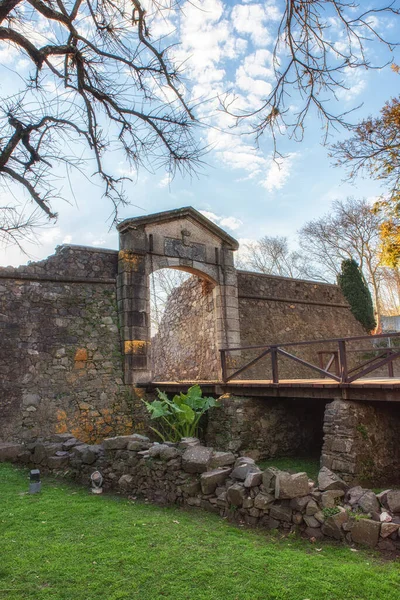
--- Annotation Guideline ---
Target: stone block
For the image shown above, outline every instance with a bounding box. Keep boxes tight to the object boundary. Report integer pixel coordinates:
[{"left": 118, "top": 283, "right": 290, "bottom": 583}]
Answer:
[
  {"left": 254, "top": 492, "right": 274, "bottom": 511},
  {"left": 346, "top": 486, "right": 365, "bottom": 506},
  {"left": 81, "top": 445, "right": 102, "bottom": 465},
  {"left": 270, "top": 504, "right": 292, "bottom": 523},
  {"left": 118, "top": 474, "right": 134, "bottom": 491},
  {"left": 47, "top": 455, "right": 70, "bottom": 469},
  {"left": 292, "top": 512, "right": 304, "bottom": 525},
  {"left": 358, "top": 491, "right": 380, "bottom": 514},
  {"left": 321, "top": 509, "right": 348, "bottom": 540},
  {"left": 304, "top": 499, "right": 318, "bottom": 516},
  {"left": 304, "top": 527, "right": 325, "bottom": 540},
  {"left": 181, "top": 480, "right": 201, "bottom": 496},
  {"left": 182, "top": 446, "right": 213, "bottom": 473},
  {"left": 62, "top": 438, "right": 79, "bottom": 451},
  {"left": 226, "top": 483, "right": 246, "bottom": 507},
  {"left": 380, "top": 523, "right": 400, "bottom": 539},
  {"left": 103, "top": 435, "right": 143, "bottom": 451},
  {"left": 275, "top": 471, "right": 309, "bottom": 499},
  {"left": 290, "top": 495, "right": 312, "bottom": 511},
  {"left": 321, "top": 489, "right": 345, "bottom": 508},
  {"left": 127, "top": 440, "right": 151, "bottom": 452},
  {"left": 317, "top": 467, "right": 348, "bottom": 492},
  {"left": 244, "top": 471, "right": 262, "bottom": 488},
  {"left": 387, "top": 490, "right": 400, "bottom": 514},
  {"left": 231, "top": 462, "right": 261, "bottom": 481},
  {"left": 351, "top": 519, "right": 380, "bottom": 547},
  {"left": 303, "top": 515, "right": 321, "bottom": 528},
  {"left": 0, "top": 442, "right": 23, "bottom": 462},
  {"left": 210, "top": 451, "right": 236, "bottom": 468},
  {"left": 200, "top": 468, "right": 232, "bottom": 495},
  {"left": 179, "top": 437, "right": 201, "bottom": 449},
  {"left": 262, "top": 467, "right": 279, "bottom": 492}
]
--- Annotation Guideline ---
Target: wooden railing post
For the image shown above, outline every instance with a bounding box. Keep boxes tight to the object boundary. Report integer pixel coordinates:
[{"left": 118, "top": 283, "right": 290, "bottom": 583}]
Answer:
[
  {"left": 271, "top": 346, "right": 279, "bottom": 384},
  {"left": 388, "top": 349, "right": 394, "bottom": 378},
  {"left": 338, "top": 340, "right": 348, "bottom": 383},
  {"left": 220, "top": 350, "right": 227, "bottom": 383}
]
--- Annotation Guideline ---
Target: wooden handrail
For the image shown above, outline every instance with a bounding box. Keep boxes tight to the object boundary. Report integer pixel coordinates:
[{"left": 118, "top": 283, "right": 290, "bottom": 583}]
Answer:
[{"left": 220, "top": 332, "right": 400, "bottom": 384}]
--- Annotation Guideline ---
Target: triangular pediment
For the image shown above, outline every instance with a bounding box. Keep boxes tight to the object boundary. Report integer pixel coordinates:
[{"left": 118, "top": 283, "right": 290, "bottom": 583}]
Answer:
[{"left": 117, "top": 206, "right": 239, "bottom": 250}]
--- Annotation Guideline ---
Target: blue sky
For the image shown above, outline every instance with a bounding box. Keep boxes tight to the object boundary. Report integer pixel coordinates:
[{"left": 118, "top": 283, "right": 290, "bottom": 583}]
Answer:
[{"left": 1, "top": 0, "right": 400, "bottom": 267}]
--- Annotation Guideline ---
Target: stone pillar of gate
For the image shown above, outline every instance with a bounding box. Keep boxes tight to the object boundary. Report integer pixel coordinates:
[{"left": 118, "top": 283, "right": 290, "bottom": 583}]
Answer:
[
  {"left": 213, "top": 245, "right": 241, "bottom": 376},
  {"left": 117, "top": 224, "right": 151, "bottom": 385}
]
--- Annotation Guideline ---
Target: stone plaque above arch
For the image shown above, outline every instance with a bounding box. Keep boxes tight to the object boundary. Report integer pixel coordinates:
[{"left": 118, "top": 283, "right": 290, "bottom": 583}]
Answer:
[{"left": 117, "top": 207, "right": 241, "bottom": 384}]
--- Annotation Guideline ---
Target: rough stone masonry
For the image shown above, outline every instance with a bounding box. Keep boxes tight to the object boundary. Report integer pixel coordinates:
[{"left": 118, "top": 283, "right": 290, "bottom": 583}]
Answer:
[{"left": 2, "top": 435, "right": 400, "bottom": 553}]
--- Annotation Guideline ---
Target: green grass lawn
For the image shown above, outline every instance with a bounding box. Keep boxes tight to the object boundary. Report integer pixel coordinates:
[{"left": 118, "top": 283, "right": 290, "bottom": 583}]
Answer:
[
  {"left": 0, "top": 464, "right": 399, "bottom": 600},
  {"left": 258, "top": 457, "right": 321, "bottom": 481}
]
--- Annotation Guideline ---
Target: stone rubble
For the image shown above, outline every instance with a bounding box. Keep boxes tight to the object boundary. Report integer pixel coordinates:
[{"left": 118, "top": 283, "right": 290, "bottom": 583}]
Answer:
[{"left": 2, "top": 436, "right": 400, "bottom": 552}]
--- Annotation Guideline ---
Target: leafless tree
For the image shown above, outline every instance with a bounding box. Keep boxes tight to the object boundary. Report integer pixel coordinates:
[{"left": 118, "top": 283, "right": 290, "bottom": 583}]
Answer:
[
  {"left": 224, "top": 1, "right": 400, "bottom": 152},
  {"left": 0, "top": 0, "right": 202, "bottom": 241},
  {"left": 378, "top": 267, "right": 400, "bottom": 316},
  {"left": 239, "top": 235, "right": 319, "bottom": 280},
  {"left": 150, "top": 268, "right": 190, "bottom": 332},
  {"left": 299, "top": 197, "right": 383, "bottom": 328}
]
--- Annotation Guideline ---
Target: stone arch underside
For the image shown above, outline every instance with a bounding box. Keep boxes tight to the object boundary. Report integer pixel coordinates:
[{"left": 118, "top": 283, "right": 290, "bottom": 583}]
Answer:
[
  {"left": 116, "top": 207, "right": 241, "bottom": 384},
  {"left": 151, "top": 274, "right": 219, "bottom": 382}
]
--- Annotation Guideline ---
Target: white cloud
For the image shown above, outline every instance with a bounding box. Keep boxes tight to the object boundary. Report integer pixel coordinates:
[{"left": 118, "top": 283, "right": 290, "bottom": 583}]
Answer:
[
  {"left": 261, "top": 154, "right": 296, "bottom": 192},
  {"left": 231, "top": 3, "right": 280, "bottom": 47},
  {"left": 158, "top": 174, "right": 172, "bottom": 188},
  {"left": 200, "top": 210, "right": 243, "bottom": 231}
]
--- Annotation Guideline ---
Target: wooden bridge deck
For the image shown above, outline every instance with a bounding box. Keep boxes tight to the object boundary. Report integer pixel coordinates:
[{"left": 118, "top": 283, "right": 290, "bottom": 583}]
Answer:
[{"left": 147, "top": 378, "right": 400, "bottom": 402}]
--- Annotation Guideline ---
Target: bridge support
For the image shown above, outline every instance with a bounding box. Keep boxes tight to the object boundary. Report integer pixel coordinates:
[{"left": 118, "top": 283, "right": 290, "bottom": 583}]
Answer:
[{"left": 322, "top": 399, "right": 400, "bottom": 485}]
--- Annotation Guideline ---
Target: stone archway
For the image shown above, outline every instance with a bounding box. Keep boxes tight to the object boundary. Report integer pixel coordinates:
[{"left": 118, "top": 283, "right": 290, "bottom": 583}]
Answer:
[{"left": 117, "top": 207, "right": 241, "bottom": 384}]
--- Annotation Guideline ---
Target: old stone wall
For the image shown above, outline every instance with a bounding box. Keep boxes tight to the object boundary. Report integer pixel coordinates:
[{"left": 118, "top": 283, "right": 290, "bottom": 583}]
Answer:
[
  {"left": 322, "top": 399, "right": 400, "bottom": 486},
  {"left": 151, "top": 276, "right": 218, "bottom": 381},
  {"left": 3, "top": 435, "right": 400, "bottom": 552},
  {"left": 0, "top": 245, "right": 142, "bottom": 443},
  {"left": 234, "top": 271, "right": 366, "bottom": 379},
  {"left": 205, "top": 395, "right": 327, "bottom": 461}
]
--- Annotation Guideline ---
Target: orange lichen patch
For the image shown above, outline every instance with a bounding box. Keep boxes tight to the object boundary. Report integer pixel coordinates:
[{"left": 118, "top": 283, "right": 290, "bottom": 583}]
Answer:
[
  {"left": 118, "top": 250, "right": 144, "bottom": 271},
  {"left": 55, "top": 409, "right": 68, "bottom": 433},
  {"left": 55, "top": 404, "right": 135, "bottom": 444},
  {"left": 124, "top": 340, "right": 148, "bottom": 355},
  {"left": 74, "top": 348, "right": 88, "bottom": 362},
  {"left": 74, "top": 361, "right": 86, "bottom": 370},
  {"left": 133, "top": 387, "right": 146, "bottom": 398}
]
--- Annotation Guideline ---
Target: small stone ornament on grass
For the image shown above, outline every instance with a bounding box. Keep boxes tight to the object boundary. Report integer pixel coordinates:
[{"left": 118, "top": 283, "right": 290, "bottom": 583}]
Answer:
[
  {"left": 29, "top": 469, "right": 41, "bottom": 494},
  {"left": 91, "top": 471, "right": 103, "bottom": 494}
]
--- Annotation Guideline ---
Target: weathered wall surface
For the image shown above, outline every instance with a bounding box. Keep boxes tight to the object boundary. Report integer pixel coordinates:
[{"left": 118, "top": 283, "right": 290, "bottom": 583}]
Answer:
[
  {"left": 322, "top": 399, "right": 400, "bottom": 486},
  {"left": 0, "top": 245, "right": 140, "bottom": 443},
  {"left": 235, "top": 271, "right": 365, "bottom": 379},
  {"left": 151, "top": 277, "right": 218, "bottom": 381},
  {"left": 205, "top": 395, "right": 327, "bottom": 461}
]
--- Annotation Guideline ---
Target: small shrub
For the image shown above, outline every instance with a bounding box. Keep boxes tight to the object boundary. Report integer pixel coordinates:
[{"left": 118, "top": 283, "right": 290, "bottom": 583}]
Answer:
[
  {"left": 143, "top": 385, "right": 218, "bottom": 442},
  {"left": 322, "top": 506, "right": 341, "bottom": 518}
]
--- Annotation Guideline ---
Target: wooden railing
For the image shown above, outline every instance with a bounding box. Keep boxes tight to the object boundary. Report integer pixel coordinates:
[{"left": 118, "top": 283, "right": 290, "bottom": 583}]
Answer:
[{"left": 219, "top": 332, "right": 400, "bottom": 384}]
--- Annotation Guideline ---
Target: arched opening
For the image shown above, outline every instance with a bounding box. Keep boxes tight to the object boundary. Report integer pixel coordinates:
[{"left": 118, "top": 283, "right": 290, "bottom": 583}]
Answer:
[{"left": 150, "top": 267, "right": 219, "bottom": 382}]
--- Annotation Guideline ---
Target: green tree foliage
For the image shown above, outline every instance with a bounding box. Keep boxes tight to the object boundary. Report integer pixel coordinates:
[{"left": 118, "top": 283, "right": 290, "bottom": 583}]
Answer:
[{"left": 337, "top": 259, "right": 376, "bottom": 332}]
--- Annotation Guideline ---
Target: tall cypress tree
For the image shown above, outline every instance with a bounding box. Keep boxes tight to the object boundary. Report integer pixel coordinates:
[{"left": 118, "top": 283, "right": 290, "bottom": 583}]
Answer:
[{"left": 337, "top": 259, "right": 376, "bottom": 332}]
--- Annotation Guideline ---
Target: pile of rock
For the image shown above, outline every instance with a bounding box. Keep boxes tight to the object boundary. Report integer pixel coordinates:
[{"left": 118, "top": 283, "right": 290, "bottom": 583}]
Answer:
[{"left": 2, "top": 436, "right": 400, "bottom": 552}]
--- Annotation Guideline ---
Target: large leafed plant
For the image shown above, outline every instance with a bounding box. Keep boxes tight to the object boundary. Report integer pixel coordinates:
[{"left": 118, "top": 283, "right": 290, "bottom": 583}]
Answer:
[{"left": 143, "top": 385, "right": 218, "bottom": 443}]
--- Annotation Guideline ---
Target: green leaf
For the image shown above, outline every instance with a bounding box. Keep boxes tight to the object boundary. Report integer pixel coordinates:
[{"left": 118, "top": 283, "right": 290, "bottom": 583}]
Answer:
[
  {"left": 156, "top": 389, "right": 170, "bottom": 403},
  {"left": 144, "top": 400, "right": 170, "bottom": 420},
  {"left": 175, "top": 403, "right": 195, "bottom": 425}
]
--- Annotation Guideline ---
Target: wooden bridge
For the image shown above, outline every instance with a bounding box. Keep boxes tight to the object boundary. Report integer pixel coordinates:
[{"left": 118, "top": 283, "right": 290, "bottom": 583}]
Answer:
[{"left": 150, "top": 333, "right": 400, "bottom": 402}]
